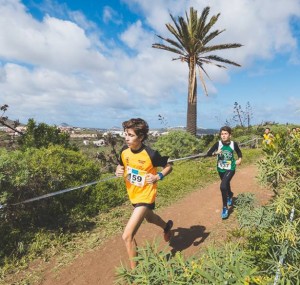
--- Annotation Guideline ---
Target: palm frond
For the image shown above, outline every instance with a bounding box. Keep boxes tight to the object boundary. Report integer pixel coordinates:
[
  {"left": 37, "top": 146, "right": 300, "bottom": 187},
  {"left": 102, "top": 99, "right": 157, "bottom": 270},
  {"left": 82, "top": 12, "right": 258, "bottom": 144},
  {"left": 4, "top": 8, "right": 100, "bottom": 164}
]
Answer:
[
  {"left": 194, "top": 7, "right": 210, "bottom": 47},
  {"left": 202, "top": 43, "right": 243, "bottom": 53},
  {"left": 201, "top": 55, "right": 241, "bottom": 67},
  {"left": 165, "top": 23, "right": 189, "bottom": 53},
  {"left": 152, "top": 43, "right": 186, "bottom": 56},
  {"left": 172, "top": 56, "right": 188, "bottom": 62},
  {"left": 202, "top": 13, "right": 220, "bottom": 39},
  {"left": 197, "top": 58, "right": 226, "bottom": 69},
  {"left": 155, "top": 35, "right": 185, "bottom": 53},
  {"left": 197, "top": 63, "right": 211, "bottom": 79},
  {"left": 167, "top": 17, "right": 186, "bottom": 48},
  {"left": 188, "top": 7, "right": 198, "bottom": 39},
  {"left": 202, "top": 29, "right": 224, "bottom": 46},
  {"left": 166, "top": 16, "right": 193, "bottom": 54},
  {"left": 199, "top": 6, "right": 210, "bottom": 32},
  {"left": 178, "top": 16, "right": 192, "bottom": 53},
  {"left": 170, "top": 14, "right": 184, "bottom": 39},
  {"left": 198, "top": 65, "right": 209, "bottom": 96}
]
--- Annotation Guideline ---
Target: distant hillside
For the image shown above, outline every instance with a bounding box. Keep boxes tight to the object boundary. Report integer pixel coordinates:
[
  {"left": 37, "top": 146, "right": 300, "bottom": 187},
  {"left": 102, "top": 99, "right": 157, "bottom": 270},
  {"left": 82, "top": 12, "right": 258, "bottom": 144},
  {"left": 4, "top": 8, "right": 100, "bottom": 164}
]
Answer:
[
  {"left": 152, "top": 126, "right": 218, "bottom": 135},
  {"left": 167, "top": 126, "right": 218, "bottom": 135},
  {"left": 60, "top": 122, "right": 70, "bottom": 127},
  {"left": 197, "top": 128, "right": 218, "bottom": 135}
]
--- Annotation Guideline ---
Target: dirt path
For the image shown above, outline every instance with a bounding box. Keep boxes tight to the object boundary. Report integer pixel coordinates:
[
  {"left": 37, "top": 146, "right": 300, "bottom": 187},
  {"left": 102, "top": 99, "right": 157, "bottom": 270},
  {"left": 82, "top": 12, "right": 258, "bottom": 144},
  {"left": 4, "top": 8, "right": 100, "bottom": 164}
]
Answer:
[{"left": 40, "top": 164, "right": 272, "bottom": 285}]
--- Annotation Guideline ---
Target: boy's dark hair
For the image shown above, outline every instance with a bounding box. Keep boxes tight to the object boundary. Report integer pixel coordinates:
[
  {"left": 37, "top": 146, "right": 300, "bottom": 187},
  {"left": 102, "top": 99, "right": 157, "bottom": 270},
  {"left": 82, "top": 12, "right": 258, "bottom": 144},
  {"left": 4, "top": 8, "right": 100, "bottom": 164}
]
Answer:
[
  {"left": 219, "top": 126, "right": 232, "bottom": 135},
  {"left": 265, "top": 127, "right": 270, "bottom": 131},
  {"left": 122, "top": 118, "right": 149, "bottom": 141}
]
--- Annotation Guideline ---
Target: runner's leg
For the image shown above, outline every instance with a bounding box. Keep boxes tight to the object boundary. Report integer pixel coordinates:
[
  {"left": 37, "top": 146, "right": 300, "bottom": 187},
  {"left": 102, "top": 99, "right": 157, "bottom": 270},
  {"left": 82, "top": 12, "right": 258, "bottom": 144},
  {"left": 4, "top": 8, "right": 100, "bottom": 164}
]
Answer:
[
  {"left": 145, "top": 209, "right": 167, "bottom": 229},
  {"left": 219, "top": 170, "right": 235, "bottom": 207},
  {"left": 145, "top": 210, "right": 173, "bottom": 242},
  {"left": 122, "top": 206, "right": 148, "bottom": 269}
]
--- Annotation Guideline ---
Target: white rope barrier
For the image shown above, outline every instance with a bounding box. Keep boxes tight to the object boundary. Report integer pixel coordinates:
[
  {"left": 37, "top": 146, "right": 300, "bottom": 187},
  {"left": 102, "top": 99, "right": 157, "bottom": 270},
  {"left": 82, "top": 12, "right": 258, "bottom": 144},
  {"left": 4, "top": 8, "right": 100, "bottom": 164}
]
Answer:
[
  {"left": 238, "top": 137, "right": 262, "bottom": 147},
  {"left": 0, "top": 176, "right": 117, "bottom": 210},
  {"left": 0, "top": 136, "right": 268, "bottom": 210},
  {"left": 168, "top": 152, "right": 206, "bottom": 163},
  {"left": 0, "top": 152, "right": 207, "bottom": 209},
  {"left": 0, "top": 136, "right": 267, "bottom": 209}
]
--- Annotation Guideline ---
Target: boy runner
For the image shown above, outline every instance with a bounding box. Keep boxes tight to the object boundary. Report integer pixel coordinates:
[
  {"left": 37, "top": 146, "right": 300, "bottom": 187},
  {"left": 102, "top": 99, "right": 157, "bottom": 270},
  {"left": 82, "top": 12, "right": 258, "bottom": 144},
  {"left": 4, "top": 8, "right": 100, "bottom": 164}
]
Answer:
[
  {"left": 263, "top": 127, "right": 274, "bottom": 145},
  {"left": 206, "top": 126, "right": 242, "bottom": 219},
  {"left": 115, "top": 118, "right": 173, "bottom": 269}
]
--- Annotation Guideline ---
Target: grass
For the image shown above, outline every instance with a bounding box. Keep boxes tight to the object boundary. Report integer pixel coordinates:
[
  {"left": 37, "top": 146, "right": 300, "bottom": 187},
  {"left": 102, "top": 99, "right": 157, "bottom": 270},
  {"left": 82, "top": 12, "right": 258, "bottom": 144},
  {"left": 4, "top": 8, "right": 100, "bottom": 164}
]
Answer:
[{"left": 0, "top": 148, "right": 263, "bottom": 285}]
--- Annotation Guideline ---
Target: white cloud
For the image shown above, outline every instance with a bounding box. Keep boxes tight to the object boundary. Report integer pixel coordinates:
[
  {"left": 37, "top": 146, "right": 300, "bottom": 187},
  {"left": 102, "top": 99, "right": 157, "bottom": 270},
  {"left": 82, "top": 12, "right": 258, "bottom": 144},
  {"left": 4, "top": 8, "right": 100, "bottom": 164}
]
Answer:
[
  {"left": 127, "top": 0, "right": 300, "bottom": 67},
  {"left": 0, "top": 0, "right": 300, "bottom": 128},
  {"left": 103, "top": 6, "right": 122, "bottom": 25},
  {"left": 0, "top": 1, "right": 107, "bottom": 72}
]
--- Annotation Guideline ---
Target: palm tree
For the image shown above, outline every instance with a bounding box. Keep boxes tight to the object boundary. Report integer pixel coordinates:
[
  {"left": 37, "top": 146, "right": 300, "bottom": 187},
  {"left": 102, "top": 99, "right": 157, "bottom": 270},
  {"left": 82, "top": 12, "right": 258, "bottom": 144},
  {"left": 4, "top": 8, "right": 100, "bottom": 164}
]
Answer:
[{"left": 152, "top": 6, "right": 242, "bottom": 135}]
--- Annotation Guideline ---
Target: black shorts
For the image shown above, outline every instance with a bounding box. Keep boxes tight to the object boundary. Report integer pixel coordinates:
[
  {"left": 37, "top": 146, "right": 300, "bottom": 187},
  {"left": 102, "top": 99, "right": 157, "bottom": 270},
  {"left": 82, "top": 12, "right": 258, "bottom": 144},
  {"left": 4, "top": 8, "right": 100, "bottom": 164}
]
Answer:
[{"left": 132, "top": 202, "right": 155, "bottom": 210}]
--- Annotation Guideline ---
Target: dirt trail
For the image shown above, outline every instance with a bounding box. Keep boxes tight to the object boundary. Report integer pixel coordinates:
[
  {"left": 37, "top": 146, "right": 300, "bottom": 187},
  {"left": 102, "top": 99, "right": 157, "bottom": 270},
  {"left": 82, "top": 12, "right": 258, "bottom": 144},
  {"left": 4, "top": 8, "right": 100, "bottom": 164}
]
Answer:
[{"left": 40, "top": 164, "right": 272, "bottom": 285}]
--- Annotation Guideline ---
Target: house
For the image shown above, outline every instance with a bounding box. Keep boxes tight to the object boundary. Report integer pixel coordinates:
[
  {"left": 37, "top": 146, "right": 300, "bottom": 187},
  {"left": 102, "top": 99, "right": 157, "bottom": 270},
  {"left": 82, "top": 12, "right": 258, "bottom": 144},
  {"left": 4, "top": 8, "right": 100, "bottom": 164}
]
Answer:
[{"left": 93, "top": 139, "right": 106, "bottom": 147}]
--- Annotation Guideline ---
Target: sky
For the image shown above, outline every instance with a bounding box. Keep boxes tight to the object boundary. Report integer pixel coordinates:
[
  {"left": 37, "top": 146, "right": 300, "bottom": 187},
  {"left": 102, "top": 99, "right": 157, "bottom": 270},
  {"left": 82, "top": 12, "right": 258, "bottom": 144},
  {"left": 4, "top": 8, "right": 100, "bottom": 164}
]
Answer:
[{"left": 0, "top": 0, "right": 300, "bottom": 129}]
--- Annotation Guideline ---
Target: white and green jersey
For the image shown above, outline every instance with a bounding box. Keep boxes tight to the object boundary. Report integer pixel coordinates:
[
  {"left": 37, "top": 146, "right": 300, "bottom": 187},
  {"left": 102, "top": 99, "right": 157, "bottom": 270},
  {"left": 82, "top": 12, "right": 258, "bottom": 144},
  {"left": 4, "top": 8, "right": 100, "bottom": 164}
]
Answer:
[
  {"left": 206, "top": 140, "right": 242, "bottom": 173},
  {"left": 216, "top": 141, "right": 236, "bottom": 172}
]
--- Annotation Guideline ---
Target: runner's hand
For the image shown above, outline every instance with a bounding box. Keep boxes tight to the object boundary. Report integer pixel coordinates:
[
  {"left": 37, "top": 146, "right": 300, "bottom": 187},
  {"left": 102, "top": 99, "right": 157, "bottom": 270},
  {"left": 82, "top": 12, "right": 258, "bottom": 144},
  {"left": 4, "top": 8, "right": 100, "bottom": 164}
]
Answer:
[
  {"left": 115, "top": 165, "right": 124, "bottom": 177},
  {"left": 146, "top": 173, "right": 158, "bottom": 184}
]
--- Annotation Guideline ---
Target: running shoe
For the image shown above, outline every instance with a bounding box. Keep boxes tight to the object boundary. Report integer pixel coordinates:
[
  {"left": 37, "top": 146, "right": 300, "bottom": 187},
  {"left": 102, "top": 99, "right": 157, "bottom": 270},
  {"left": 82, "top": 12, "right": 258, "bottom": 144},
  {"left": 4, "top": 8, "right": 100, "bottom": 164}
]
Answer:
[
  {"left": 221, "top": 207, "right": 229, "bottom": 219},
  {"left": 227, "top": 195, "right": 233, "bottom": 207},
  {"left": 163, "top": 220, "right": 173, "bottom": 242}
]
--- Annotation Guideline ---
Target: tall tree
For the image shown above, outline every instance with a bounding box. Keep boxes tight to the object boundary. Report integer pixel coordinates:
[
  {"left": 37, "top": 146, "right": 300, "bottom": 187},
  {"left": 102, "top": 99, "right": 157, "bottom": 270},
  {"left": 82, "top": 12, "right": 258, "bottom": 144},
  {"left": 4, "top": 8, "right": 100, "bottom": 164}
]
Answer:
[
  {"left": 245, "top": 101, "right": 253, "bottom": 128},
  {"left": 0, "top": 104, "right": 22, "bottom": 135},
  {"left": 18, "top": 119, "right": 75, "bottom": 150},
  {"left": 233, "top": 101, "right": 244, "bottom": 127},
  {"left": 152, "top": 6, "right": 242, "bottom": 135}
]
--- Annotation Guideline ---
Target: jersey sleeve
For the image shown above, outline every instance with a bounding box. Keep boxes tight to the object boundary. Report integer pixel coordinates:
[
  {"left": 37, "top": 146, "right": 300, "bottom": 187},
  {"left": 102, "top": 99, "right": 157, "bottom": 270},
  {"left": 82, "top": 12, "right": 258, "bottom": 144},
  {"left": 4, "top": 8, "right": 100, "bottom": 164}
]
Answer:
[
  {"left": 152, "top": 151, "right": 169, "bottom": 167},
  {"left": 145, "top": 146, "right": 169, "bottom": 167},
  {"left": 234, "top": 142, "right": 242, "bottom": 158},
  {"left": 206, "top": 142, "right": 219, "bottom": 156}
]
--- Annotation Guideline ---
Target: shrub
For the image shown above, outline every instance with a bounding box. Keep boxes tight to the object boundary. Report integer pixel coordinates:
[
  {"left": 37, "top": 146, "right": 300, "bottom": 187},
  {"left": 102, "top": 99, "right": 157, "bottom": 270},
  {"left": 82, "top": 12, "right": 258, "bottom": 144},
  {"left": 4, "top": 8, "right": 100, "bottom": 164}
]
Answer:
[
  {"left": 18, "top": 118, "right": 77, "bottom": 150},
  {"left": 154, "top": 130, "right": 204, "bottom": 159},
  {"left": 116, "top": 241, "right": 259, "bottom": 284}
]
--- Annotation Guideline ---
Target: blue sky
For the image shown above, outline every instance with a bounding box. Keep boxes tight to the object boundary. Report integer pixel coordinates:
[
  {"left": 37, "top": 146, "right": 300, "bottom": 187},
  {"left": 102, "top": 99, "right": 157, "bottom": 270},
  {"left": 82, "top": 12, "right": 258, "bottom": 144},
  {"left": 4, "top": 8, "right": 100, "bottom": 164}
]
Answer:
[{"left": 1, "top": 0, "right": 300, "bottom": 129}]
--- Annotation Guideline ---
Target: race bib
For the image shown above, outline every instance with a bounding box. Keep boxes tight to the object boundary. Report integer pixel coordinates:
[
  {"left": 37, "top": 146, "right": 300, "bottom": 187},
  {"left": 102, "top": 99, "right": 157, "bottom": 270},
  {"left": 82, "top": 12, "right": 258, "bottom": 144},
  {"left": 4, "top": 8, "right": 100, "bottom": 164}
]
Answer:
[
  {"left": 218, "top": 160, "right": 232, "bottom": 170},
  {"left": 126, "top": 166, "right": 147, "bottom": 187}
]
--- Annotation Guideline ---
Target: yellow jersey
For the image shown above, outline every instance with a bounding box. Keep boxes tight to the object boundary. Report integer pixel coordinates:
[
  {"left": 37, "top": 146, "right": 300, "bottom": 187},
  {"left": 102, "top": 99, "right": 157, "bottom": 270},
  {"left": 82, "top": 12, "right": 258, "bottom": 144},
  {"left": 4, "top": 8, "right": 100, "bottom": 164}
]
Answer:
[
  {"left": 119, "top": 145, "right": 168, "bottom": 204},
  {"left": 263, "top": 133, "right": 273, "bottom": 145}
]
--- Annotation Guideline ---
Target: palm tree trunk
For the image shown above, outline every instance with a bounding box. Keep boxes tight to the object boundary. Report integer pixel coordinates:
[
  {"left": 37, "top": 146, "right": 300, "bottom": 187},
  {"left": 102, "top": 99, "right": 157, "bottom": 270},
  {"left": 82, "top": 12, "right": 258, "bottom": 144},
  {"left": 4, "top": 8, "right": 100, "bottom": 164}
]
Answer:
[{"left": 186, "top": 57, "right": 197, "bottom": 136}]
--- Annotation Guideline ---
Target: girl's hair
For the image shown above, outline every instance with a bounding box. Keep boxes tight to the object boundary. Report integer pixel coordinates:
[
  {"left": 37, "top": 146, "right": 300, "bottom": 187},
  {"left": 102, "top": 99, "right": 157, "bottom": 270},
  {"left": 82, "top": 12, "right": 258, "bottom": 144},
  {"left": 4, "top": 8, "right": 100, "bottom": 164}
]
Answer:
[
  {"left": 219, "top": 126, "right": 232, "bottom": 135},
  {"left": 122, "top": 118, "right": 149, "bottom": 141}
]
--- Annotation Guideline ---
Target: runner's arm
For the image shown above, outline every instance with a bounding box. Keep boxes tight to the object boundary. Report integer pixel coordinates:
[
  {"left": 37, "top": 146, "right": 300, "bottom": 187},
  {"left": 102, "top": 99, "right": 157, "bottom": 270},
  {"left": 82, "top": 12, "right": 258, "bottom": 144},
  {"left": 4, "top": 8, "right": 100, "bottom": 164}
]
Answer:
[
  {"left": 115, "top": 148, "right": 125, "bottom": 177},
  {"left": 206, "top": 142, "right": 219, "bottom": 156},
  {"left": 149, "top": 150, "right": 172, "bottom": 182},
  {"left": 159, "top": 163, "right": 172, "bottom": 177},
  {"left": 234, "top": 142, "right": 242, "bottom": 165}
]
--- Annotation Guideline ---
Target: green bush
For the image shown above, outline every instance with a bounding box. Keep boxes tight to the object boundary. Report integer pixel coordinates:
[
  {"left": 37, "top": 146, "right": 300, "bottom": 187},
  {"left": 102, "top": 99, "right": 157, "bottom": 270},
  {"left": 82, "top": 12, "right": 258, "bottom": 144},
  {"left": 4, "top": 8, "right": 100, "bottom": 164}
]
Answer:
[
  {"left": 154, "top": 130, "right": 204, "bottom": 159},
  {"left": 0, "top": 145, "right": 101, "bottom": 224},
  {"left": 116, "top": 241, "right": 259, "bottom": 284},
  {"left": 238, "top": 133, "right": 300, "bottom": 283},
  {"left": 0, "top": 145, "right": 130, "bottom": 271},
  {"left": 18, "top": 118, "right": 77, "bottom": 150}
]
